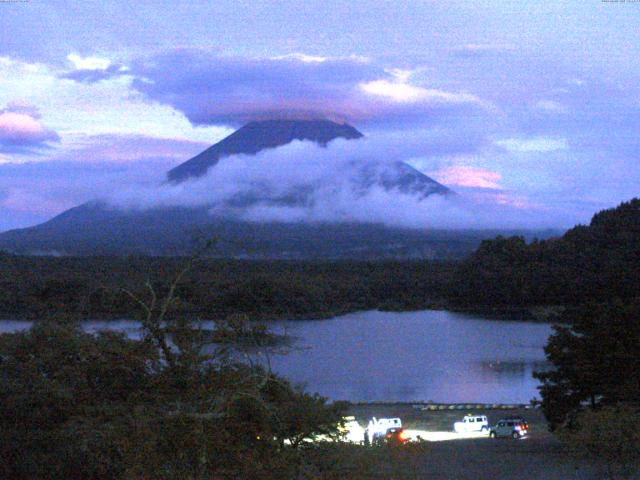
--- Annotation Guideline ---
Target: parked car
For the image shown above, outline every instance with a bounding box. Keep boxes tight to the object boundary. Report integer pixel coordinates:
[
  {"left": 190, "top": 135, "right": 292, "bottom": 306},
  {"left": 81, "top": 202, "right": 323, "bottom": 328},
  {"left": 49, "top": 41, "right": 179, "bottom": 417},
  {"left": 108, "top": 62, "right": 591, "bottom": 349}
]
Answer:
[
  {"left": 489, "top": 419, "right": 528, "bottom": 439},
  {"left": 504, "top": 417, "right": 529, "bottom": 431},
  {"left": 454, "top": 414, "right": 489, "bottom": 433},
  {"left": 365, "top": 417, "right": 407, "bottom": 444},
  {"left": 382, "top": 425, "right": 407, "bottom": 444}
]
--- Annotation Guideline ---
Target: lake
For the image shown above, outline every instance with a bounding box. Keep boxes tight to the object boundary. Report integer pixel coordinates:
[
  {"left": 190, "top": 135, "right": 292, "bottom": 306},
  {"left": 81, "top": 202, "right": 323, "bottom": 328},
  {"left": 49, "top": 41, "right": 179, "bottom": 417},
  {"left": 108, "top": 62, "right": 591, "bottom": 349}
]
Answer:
[{"left": 0, "top": 310, "right": 552, "bottom": 403}]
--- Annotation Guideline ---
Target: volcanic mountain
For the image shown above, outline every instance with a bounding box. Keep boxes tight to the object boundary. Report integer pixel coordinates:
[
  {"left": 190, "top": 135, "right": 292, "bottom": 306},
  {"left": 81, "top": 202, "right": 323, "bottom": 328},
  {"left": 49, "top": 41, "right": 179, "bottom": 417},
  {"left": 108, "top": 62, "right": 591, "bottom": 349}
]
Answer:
[
  {"left": 168, "top": 119, "right": 364, "bottom": 182},
  {"left": 0, "top": 119, "right": 472, "bottom": 258},
  {"left": 166, "top": 119, "right": 451, "bottom": 200}
]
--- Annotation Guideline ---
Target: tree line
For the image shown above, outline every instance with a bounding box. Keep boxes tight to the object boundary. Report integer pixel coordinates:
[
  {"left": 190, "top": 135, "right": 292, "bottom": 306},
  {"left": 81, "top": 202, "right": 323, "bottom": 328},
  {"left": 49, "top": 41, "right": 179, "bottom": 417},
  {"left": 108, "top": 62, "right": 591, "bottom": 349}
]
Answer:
[
  {"left": 2, "top": 201, "right": 639, "bottom": 323},
  {"left": 451, "top": 198, "right": 640, "bottom": 309},
  {"left": 0, "top": 255, "right": 455, "bottom": 321}
]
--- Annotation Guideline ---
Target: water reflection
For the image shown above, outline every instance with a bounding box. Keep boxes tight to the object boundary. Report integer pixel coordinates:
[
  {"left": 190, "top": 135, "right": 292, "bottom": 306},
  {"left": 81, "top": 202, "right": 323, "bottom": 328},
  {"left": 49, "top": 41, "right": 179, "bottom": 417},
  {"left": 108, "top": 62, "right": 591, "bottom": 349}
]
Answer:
[
  {"left": 267, "top": 310, "right": 553, "bottom": 403},
  {"left": 477, "top": 360, "right": 551, "bottom": 379}
]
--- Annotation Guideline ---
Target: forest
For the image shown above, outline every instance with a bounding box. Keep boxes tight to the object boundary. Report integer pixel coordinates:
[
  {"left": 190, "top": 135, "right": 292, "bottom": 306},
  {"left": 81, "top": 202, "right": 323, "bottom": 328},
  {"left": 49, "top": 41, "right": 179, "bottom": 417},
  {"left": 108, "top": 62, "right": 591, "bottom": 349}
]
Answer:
[
  {"left": 452, "top": 198, "right": 640, "bottom": 311},
  {"left": 0, "top": 254, "right": 455, "bottom": 321}
]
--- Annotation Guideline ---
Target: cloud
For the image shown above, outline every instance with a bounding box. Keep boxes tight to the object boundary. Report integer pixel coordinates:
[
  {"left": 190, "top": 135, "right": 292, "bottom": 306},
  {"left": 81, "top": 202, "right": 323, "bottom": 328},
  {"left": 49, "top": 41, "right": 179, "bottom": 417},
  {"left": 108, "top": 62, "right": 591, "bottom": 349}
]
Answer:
[
  {"left": 61, "top": 64, "right": 128, "bottom": 83},
  {"left": 360, "top": 79, "right": 481, "bottom": 105},
  {"left": 53, "top": 133, "right": 207, "bottom": 164},
  {"left": 430, "top": 165, "right": 502, "bottom": 189},
  {"left": 0, "top": 56, "right": 230, "bottom": 145},
  {"left": 2, "top": 100, "right": 42, "bottom": 118},
  {"left": 0, "top": 102, "right": 59, "bottom": 152},
  {"left": 104, "top": 134, "right": 556, "bottom": 230},
  {"left": 60, "top": 53, "right": 129, "bottom": 83},
  {"left": 0, "top": 133, "right": 207, "bottom": 231},
  {"left": 534, "top": 100, "right": 569, "bottom": 114},
  {"left": 66, "top": 53, "right": 112, "bottom": 70},
  {"left": 125, "top": 50, "right": 487, "bottom": 127},
  {"left": 495, "top": 137, "right": 568, "bottom": 153},
  {"left": 58, "top": 53, "right": 129, "bottom": 84},
  {"left": 453, "top": 43, "right": 517, "bottom": 57}
]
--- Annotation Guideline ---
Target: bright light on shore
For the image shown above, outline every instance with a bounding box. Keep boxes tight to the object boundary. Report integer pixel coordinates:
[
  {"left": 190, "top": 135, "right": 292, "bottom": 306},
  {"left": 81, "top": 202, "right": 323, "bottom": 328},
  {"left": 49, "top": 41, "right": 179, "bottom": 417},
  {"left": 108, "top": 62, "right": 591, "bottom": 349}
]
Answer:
[{"left": 403, "top": 429, "right": 489, "bottom": 442}]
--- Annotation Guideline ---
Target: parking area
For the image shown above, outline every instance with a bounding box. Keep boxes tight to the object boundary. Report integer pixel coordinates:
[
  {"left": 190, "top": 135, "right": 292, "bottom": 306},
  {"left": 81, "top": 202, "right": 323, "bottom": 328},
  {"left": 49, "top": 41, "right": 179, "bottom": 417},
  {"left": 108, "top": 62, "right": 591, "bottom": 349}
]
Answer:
[
  {"left": 347, "top": 403, "right": 550, "bottom": 442},
  {"left": 341, "top": 404, "right": 601, "bottom": 479}
]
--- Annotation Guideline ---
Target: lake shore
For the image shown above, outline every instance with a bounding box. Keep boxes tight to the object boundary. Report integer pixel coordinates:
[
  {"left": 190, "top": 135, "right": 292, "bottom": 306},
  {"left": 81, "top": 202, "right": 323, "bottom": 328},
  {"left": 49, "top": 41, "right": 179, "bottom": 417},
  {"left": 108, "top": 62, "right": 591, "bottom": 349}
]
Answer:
[
  {"left": 0, "top": 302, "right": 563, "bottom": 324},
  {"left": 347, "top": 403, "right": 542, "bottom": 434}
]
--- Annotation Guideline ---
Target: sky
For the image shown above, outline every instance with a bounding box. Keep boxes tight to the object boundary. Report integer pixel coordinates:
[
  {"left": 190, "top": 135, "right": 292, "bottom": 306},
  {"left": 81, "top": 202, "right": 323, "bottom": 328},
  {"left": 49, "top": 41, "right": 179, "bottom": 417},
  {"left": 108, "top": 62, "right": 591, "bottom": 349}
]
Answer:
[{"left": 0, "top": 0, "right": 639, "bottom": 232}]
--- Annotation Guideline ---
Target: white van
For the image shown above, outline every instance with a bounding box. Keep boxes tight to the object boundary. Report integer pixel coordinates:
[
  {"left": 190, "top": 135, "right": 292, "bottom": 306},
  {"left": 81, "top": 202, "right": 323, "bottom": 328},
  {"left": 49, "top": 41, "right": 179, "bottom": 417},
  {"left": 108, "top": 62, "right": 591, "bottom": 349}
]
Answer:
[{"left": 453, "top": 414, "right": 489, "bottom": 433}]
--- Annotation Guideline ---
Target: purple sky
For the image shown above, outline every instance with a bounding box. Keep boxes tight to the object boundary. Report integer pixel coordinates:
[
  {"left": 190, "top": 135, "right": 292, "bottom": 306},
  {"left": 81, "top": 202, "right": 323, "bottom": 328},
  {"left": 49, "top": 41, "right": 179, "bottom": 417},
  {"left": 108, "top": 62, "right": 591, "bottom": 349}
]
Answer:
[{"left": 1, "top": 1, "right": 639, "bottom": 231}]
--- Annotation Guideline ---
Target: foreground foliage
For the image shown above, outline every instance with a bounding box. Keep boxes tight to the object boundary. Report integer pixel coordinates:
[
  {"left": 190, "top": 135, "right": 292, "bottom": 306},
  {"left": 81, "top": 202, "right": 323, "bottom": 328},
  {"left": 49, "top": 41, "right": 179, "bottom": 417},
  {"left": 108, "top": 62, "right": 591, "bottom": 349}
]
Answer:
[
  {"left": 0, "top": 317, "right": 348, "bottom": 479},
  {"left": 0, "top": 319, "right": 439, "bottom": 479}
]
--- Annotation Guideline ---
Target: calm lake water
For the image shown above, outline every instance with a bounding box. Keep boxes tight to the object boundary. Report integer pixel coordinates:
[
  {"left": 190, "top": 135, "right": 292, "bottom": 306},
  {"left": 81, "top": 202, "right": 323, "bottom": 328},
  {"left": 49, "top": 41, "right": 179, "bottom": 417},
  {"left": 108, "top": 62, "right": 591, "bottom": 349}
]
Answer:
[{"left": 0, "top": 310, "right": 552, "bottom": 403}]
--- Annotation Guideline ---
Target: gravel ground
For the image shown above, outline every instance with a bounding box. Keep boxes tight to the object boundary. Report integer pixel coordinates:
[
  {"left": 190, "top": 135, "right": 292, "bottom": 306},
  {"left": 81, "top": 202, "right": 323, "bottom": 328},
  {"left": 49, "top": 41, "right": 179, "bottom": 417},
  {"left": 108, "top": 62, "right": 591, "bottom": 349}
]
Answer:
[{"left": 413, "top": 436, "right": 597, "bottom": 480}]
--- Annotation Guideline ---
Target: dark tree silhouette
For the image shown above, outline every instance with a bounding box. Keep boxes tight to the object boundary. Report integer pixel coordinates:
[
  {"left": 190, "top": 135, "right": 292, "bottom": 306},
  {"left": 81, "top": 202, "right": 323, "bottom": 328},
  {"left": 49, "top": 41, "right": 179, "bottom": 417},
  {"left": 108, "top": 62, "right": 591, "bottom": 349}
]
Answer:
[{"left": 535, "top": 301, "right": 640, "bottom": 430}]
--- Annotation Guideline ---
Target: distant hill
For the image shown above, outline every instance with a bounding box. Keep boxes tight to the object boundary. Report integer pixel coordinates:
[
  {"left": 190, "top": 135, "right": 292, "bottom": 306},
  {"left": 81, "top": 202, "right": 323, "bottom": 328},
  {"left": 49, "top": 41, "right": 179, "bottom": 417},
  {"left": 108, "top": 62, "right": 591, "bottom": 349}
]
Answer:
[
  {"left": 0, "top": 202, "right": 551, "bottom": 258},
  {"left": 452, "top": 198, "right": 640, "bottom": 308}
]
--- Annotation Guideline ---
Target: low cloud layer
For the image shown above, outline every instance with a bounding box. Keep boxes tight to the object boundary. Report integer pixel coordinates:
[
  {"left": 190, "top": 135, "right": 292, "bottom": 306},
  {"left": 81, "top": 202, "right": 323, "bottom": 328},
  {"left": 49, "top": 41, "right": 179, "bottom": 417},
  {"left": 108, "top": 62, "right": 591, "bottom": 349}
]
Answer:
[{"left": 106, "top": 134, "right": 560, "bottom": 230}]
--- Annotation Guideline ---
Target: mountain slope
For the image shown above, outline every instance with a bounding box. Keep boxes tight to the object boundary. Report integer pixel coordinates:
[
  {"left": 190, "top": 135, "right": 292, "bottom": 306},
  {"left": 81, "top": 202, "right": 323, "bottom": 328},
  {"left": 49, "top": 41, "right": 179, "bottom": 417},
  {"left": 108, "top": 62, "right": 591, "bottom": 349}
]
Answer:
[
  {"left": 0, "top": 202, "right": 519, "bottom": 258},
  {"left": 167, "top": 119, "right": 450, "bottom": 199}
]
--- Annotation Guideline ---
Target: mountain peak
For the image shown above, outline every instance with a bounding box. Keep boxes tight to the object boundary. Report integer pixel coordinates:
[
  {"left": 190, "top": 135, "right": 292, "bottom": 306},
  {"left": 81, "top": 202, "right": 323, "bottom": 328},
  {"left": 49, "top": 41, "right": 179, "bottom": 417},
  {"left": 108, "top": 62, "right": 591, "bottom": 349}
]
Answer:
[
  {"left": 167, "top": 119, "right": 363, "bottom": 183},
  {"left": 240, "top": 119, "right": 363, "bottom": 140}
]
